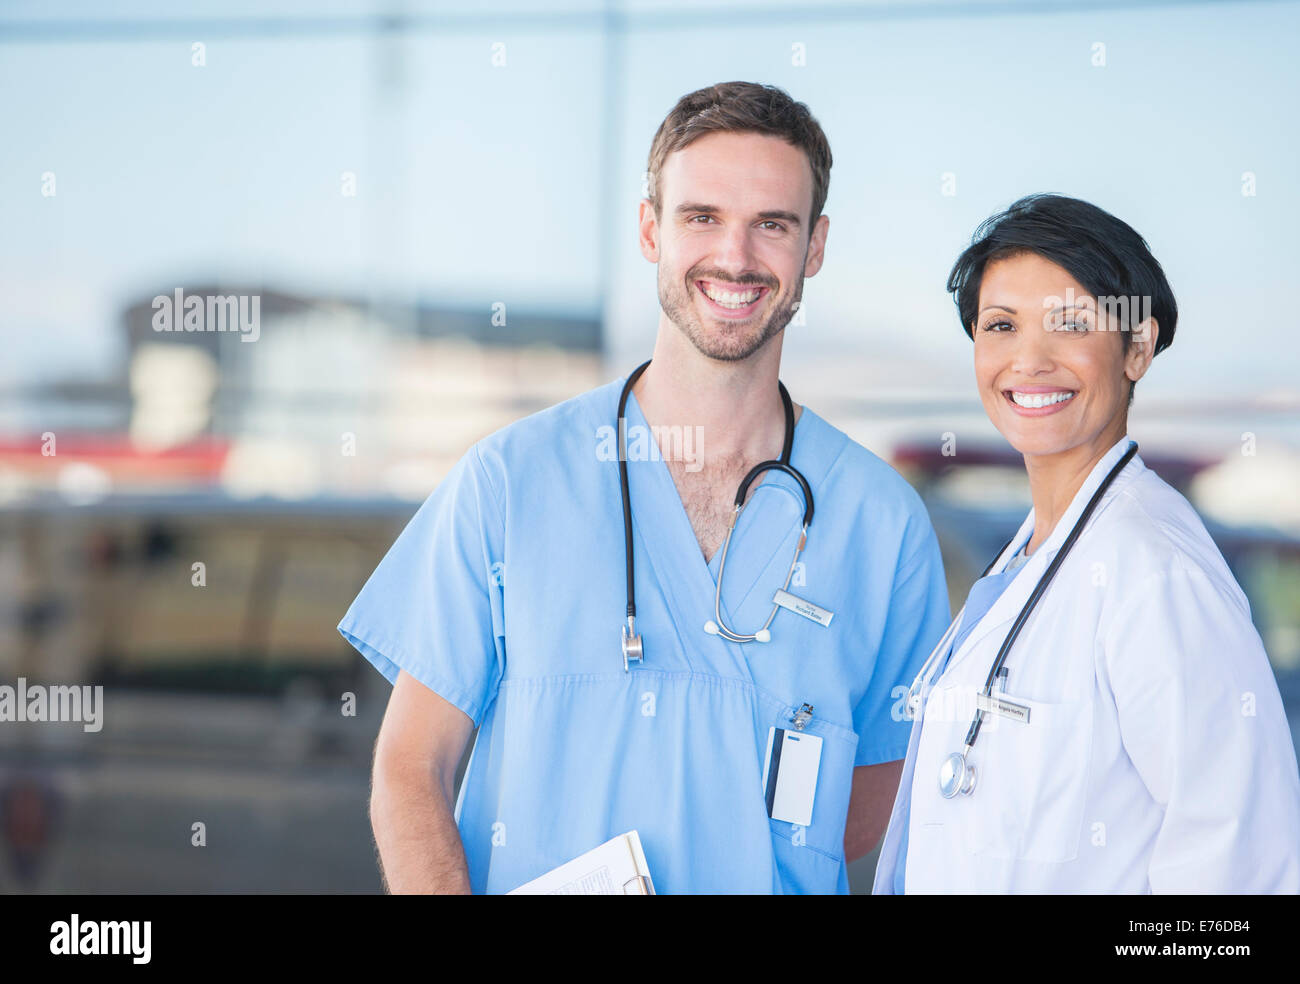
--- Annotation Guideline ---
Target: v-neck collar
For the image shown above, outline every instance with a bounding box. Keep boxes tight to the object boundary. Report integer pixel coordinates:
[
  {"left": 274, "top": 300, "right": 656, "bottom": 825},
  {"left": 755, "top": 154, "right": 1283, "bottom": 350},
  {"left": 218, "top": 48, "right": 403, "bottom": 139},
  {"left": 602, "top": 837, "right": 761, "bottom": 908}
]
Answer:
[{"left": 622, "top": 386, "right": 816, "bottom": 666}]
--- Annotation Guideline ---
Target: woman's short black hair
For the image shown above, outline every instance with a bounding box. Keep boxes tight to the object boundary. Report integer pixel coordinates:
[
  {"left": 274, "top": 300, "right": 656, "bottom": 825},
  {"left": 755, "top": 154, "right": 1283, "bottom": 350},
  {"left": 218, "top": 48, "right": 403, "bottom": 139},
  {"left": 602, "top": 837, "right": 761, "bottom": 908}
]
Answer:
[{"left": 946, "top": 194, "right": 1177, "bottom": 357}]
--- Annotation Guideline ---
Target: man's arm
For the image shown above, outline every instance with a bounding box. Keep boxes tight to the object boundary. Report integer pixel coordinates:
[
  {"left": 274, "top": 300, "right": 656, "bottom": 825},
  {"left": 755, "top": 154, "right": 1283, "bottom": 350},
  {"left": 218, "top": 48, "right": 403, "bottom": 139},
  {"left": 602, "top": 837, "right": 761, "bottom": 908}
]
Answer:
[
  {"left": 370, "top": 670, "right": 476, "bottom": 894},
  {"left": 843, "top": 760, "right": 904, "bottom": 863}
]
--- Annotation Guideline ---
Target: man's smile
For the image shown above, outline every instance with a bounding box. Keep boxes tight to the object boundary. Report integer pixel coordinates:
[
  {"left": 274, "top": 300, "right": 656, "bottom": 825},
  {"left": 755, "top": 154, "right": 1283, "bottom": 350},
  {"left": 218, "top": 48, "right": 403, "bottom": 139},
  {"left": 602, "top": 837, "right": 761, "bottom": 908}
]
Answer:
[{"left": 694, "top": 278, "right": 770, "bottom": 318}]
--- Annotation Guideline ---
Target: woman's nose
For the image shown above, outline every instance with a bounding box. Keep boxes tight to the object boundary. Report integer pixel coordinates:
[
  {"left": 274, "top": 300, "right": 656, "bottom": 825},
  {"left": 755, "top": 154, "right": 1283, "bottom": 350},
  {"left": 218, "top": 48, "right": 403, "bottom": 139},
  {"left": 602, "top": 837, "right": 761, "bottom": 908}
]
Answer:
[{"left": 1009, "top": 324, "right": 1057, "bottom": 374}]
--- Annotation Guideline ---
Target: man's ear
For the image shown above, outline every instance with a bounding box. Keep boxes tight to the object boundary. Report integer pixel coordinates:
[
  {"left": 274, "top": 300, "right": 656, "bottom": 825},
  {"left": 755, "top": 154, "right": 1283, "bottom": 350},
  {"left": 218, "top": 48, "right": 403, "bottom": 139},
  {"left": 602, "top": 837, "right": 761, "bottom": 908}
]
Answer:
[
  {"left": 1125, "top": 316, "right": 1159, "bottom": 384},
  {"left": 638, "top": 199, "right": 660, "bottom": 263},
  {"left": 803, "top": 213, "right": 829, "bottom": 277}
]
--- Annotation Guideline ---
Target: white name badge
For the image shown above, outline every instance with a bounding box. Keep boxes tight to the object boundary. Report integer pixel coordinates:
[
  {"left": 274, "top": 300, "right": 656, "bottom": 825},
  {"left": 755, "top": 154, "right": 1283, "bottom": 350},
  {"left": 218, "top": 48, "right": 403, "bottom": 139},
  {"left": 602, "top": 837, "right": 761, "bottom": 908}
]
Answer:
[
  {"left": 761, "top": 726, "right": 823, "bottom": 827},
  {"left": 975, "top": 692, "right": 1032, "bottom": 724},
  {"left": 772, "top": 589, "right": 834, "bottom": 628}
]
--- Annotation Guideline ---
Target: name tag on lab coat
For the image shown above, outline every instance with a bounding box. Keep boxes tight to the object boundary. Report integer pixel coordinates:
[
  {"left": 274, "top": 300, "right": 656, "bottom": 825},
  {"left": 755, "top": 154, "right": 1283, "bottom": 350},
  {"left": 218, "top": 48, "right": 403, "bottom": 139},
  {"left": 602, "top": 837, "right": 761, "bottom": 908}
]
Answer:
[
  {"left": 975, "top": 692, "right": 1032, "bottom": 724},
  {"left": 761, "top": 727, "right": 822, "bottom": 827}
]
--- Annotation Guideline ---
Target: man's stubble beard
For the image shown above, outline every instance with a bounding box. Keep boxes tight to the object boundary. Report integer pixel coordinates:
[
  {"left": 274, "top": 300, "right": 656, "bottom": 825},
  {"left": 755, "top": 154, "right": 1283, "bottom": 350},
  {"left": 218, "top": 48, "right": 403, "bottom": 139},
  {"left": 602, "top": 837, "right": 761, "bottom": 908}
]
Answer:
[{"left": 657, "top": 262, "right": 806, "bottom": 363}]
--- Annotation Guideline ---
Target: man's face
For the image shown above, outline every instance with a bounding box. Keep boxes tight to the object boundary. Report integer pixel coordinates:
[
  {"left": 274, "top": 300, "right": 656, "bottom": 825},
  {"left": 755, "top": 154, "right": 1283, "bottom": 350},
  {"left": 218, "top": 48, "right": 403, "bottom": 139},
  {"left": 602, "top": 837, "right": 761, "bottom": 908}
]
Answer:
[{"left": 639, "top": 131, "right": 828, "bottom": 362}]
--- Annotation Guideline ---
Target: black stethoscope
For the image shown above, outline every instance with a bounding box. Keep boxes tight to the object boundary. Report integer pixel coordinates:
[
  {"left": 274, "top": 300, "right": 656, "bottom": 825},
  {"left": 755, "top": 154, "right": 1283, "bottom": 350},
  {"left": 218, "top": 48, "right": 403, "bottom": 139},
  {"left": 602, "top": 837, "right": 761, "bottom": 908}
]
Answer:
[
  {"left": 617, "top": 360, "right": 815, "bottom": 671},
  {"left": 906, "top": 441, "right": 1139, "bottom": 798}
]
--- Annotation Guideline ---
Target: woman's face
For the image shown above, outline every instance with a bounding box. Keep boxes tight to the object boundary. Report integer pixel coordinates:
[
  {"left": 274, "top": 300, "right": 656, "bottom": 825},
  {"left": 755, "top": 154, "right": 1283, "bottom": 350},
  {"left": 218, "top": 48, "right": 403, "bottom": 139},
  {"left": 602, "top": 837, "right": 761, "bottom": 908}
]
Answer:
[{"left": 973, "top": 251, "right": 1157, "bottom": 459}]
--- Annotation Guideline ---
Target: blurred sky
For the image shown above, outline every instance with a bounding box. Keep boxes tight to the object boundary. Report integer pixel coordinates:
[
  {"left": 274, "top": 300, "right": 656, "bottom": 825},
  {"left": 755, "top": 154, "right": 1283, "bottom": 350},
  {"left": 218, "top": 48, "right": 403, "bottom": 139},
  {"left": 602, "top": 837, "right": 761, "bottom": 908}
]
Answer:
[{"left": 1, "top": 0, "right": 1297, "bottom": 403}]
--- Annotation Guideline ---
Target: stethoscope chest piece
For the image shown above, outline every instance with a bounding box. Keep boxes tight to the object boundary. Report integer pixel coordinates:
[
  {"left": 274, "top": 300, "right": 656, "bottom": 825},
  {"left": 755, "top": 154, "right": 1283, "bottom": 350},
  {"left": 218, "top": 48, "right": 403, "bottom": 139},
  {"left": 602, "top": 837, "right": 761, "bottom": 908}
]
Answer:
[
  {"left": 621, "top": 617, "right": 643, "bottom": 672},
  {"left": 938, "top": 749, "right": 977, "bottom": 799}
]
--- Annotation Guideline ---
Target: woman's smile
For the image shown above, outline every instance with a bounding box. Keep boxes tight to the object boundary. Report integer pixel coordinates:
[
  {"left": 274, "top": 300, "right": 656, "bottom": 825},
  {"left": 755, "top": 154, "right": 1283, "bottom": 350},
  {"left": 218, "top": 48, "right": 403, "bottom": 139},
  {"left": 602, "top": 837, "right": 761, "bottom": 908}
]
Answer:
[{"left": 1002, "top": 386, "right": 1078, "bottom": 416}]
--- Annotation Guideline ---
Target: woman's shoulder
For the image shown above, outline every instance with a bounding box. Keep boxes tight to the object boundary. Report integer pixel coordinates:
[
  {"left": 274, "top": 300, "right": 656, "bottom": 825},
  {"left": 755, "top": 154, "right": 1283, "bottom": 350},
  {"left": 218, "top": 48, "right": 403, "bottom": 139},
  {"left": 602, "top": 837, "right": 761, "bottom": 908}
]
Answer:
[{"left": 1094, "top": 461, "right": 1249, "bottom": 614}]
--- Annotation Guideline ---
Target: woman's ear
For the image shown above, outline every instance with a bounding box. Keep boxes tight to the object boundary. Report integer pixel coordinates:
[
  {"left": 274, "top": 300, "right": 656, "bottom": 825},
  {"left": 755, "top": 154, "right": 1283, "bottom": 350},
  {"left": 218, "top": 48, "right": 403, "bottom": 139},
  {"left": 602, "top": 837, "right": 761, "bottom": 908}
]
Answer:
[{"left": 1125, "top": 316, "right": 1159, "bottom": 384}]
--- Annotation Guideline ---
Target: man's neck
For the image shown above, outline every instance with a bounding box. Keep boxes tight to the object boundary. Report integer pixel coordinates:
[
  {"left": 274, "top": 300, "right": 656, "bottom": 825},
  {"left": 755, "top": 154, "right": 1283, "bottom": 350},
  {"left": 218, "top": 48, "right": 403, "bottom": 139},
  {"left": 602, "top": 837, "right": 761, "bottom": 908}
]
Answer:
[{"left": 629, "top": 330, "right": 799, "bottom": 466}]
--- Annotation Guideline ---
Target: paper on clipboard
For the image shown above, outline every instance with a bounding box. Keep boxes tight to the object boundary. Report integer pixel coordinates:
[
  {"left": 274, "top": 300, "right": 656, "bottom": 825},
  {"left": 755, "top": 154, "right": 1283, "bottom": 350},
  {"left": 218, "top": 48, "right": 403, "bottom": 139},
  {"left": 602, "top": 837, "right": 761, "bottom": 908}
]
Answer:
[{"left": 508, "top": 830, "right": 655, "bottom": 895}]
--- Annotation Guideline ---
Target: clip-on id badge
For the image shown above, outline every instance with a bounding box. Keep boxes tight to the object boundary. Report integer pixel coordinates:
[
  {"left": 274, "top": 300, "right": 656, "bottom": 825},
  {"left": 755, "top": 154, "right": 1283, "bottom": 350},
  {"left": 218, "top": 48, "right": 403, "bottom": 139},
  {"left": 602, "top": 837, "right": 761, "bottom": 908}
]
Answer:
[{"left": 761, "top": 722, "right": 823, "bottom": 828}]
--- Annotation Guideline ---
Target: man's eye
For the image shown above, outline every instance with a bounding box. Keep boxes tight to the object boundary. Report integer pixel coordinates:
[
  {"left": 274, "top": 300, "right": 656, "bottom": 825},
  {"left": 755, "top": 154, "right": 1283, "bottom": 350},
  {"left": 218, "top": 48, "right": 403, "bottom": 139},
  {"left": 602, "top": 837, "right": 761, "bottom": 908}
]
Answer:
[
  {"left": 759, "top": 220, "right": 785, "bottom": 231},
  {"left": 690, "top": 215, "right": 715, "bottom": 224}
]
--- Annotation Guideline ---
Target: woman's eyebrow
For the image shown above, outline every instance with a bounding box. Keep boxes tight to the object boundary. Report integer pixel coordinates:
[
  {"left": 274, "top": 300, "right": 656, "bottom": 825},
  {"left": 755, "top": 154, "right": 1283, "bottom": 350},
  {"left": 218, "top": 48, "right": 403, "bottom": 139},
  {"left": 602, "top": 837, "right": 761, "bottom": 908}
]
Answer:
[{"left": 978, "top": 304, "right": 1017, "bottom": 315}]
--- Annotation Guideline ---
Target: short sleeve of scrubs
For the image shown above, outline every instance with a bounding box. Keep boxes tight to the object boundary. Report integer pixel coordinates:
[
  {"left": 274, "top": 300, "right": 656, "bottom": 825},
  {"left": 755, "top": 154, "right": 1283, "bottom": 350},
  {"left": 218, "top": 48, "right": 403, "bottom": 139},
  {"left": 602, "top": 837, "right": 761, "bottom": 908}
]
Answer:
[
  {"left": 337, "top": 445, "right": 506, "bottom": 727},
  {"left": 852, "top": 511, "right": 950, "bottom": 766}
]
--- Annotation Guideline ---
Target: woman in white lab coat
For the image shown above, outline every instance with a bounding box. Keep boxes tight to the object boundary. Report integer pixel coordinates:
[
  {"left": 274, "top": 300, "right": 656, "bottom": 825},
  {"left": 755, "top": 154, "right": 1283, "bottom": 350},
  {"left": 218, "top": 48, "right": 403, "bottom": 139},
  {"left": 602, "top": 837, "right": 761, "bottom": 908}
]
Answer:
[{"left": 874, "top": 194, "right": 1300, "bottom": 893}]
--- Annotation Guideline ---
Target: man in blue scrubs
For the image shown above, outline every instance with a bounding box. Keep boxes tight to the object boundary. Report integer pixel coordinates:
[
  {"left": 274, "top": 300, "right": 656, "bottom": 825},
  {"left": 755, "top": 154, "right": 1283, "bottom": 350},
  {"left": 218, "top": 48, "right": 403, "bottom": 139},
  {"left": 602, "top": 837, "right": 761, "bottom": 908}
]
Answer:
[{"left": 339, "top": 81, "right": 950, "bottom": 894}]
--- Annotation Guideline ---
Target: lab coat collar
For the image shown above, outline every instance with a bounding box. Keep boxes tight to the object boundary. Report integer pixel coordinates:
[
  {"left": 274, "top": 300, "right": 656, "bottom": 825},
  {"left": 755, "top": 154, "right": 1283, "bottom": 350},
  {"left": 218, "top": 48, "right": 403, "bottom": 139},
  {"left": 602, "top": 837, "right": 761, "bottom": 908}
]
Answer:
[{"left": 939, "top": 434, "right": 1144, "bottom": 679}]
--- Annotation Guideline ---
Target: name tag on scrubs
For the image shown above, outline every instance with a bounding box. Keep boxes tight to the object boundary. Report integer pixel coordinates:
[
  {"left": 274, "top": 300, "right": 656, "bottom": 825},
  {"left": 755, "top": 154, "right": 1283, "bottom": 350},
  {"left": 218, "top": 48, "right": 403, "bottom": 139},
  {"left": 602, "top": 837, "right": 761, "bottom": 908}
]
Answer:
[
  {"left": 772, "top": 589, "right": 834, "bottom": 628},
  {"left": 761, "top": 727, "right": 822, "bottom": 827}
]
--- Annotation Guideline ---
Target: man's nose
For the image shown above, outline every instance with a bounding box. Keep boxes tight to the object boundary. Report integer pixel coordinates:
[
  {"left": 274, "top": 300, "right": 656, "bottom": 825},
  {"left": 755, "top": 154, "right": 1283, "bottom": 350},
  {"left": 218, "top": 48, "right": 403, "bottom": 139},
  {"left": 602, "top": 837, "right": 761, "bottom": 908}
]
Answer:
[{"left": 710, "top": 223, "right": 758, "bottom": 277}]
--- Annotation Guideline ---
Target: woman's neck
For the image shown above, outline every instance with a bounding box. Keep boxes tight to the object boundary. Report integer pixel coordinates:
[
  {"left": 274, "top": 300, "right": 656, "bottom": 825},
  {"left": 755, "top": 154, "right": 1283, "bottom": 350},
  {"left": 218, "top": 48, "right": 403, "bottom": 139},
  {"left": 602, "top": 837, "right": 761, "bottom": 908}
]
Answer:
[{"left": 1022, "top": 420, "right": 1128, "bottom": 555}]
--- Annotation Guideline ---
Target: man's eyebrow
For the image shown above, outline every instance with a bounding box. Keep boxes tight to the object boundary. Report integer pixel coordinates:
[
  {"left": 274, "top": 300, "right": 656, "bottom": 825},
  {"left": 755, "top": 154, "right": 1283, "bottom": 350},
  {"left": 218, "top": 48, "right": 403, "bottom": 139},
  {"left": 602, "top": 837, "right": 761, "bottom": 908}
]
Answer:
[
  {"left": 674, "top": 202, "right": 719, "bottom": 218},
  {"left": 757, "top": 209, "right": 802, "bottom": 229},
  {"left": 674, "top": 202, "right": 802, "bottom": 228}
]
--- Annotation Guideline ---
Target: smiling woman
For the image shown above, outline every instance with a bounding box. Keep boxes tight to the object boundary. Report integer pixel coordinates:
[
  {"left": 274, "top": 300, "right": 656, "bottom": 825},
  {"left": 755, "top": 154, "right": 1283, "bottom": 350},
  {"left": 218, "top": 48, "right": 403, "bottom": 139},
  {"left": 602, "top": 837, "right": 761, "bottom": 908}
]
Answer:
[
  {"left": 947, "top": 193, "right": 1178, "bottom": 411},
  {"left": 947, "top": 196, "right": 1178, "bottom": 506},
  {"left": 871, "top": 194, "right": 1300, "bottom": 895}
]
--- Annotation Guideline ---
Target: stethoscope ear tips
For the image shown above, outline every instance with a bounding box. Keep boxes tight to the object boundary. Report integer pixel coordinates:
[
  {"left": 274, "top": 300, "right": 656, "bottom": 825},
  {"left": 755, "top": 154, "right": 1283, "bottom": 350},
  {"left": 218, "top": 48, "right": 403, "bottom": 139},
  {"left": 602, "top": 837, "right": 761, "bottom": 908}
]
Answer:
[{"left": 704, "top": 621, "right": 771, "bottom": 643}]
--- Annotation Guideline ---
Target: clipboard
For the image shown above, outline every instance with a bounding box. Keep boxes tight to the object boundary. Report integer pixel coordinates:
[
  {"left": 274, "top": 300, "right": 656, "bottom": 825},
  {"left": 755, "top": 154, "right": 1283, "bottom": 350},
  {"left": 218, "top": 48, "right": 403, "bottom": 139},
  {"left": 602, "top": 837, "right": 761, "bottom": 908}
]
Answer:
[{"left": 508, "top": 830, "right": 656, "bottom": 895}]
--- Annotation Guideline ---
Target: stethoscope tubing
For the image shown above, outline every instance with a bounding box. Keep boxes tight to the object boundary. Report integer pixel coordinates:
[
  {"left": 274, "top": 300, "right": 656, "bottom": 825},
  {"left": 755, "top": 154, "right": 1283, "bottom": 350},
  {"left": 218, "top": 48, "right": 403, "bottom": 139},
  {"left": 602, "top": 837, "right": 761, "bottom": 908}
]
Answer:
[
  {"left": 962, "top": 442, "right": 1138, "bottom": 748},
  {"left": 908, "top": 442, "right": 1140, "bottom": 749},
  {"left": 617, "top": 359, "right": 814, "bottom": 653}
]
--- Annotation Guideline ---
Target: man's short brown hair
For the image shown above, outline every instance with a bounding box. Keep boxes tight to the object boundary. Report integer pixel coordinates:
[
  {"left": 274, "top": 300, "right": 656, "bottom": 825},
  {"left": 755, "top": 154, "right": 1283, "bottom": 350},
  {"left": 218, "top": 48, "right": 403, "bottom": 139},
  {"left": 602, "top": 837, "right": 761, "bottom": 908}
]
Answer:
[{"left": 645, "top": 81, "right": 833, "bottom": 229}]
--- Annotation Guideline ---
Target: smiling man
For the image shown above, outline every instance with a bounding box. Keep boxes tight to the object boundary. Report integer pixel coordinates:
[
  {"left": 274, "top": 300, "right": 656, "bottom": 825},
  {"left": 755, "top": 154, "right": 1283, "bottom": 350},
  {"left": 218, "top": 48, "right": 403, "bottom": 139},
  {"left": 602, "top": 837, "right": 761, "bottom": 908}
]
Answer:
[{"left": 339, "top": 81, "right": 950, "bottom": 894}]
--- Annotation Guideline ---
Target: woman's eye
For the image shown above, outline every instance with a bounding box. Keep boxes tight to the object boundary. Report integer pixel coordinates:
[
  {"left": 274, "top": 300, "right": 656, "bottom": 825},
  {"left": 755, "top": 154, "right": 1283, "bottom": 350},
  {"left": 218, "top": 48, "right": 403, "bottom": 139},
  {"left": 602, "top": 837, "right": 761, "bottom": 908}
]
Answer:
[
  {"left": 980, "top": 320, "right": 1013, "bottom": 332},
  {"left": 1057, "top": 320, "right": 1090, "bottom": 332}
]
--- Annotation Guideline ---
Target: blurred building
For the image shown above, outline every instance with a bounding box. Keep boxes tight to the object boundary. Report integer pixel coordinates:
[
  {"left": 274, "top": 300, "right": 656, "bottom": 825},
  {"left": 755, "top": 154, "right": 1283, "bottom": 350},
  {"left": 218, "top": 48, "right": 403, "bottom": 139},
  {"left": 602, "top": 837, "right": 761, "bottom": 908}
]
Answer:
[{"left": 1, "top": 287, "right": 606, "bottom": 507}]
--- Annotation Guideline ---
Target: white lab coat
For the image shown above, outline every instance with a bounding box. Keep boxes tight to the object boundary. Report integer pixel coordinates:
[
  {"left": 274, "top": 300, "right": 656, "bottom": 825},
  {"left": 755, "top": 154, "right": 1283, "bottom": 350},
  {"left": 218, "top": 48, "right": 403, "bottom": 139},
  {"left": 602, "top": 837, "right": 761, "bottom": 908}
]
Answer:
[{"left": 874, "top": 435, "right": 1300, "bottom": 893}]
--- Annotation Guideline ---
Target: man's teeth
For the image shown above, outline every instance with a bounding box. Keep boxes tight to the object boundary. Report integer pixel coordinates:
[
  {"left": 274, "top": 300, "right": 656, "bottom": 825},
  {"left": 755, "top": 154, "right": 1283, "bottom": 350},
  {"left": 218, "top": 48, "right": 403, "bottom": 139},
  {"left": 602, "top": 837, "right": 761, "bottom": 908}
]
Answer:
[
  {"left": 701, "top": 284, "right": 762, "bottom": 308},
  {"left": 1010, "top": 390, "right": 1075, "bottom": 409}
]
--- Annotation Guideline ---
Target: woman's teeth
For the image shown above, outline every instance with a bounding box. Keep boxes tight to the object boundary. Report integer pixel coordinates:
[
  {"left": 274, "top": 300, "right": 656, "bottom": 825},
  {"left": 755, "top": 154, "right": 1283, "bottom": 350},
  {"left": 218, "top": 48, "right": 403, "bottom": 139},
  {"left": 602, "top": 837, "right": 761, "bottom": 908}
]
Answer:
[
  {"left": 701, "top": 284, "right": 762, "bottom": 308},
  {"left": 1009, "top": 390, "right": 1075, "bottom": 409}
]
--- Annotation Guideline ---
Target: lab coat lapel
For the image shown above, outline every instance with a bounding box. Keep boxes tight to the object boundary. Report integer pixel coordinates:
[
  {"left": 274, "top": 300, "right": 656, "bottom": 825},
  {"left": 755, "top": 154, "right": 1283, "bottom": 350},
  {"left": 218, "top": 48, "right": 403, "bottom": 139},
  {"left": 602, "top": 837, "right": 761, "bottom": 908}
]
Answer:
[{"left": 940, "top": 436, "right": 1139, "bottom": 679}]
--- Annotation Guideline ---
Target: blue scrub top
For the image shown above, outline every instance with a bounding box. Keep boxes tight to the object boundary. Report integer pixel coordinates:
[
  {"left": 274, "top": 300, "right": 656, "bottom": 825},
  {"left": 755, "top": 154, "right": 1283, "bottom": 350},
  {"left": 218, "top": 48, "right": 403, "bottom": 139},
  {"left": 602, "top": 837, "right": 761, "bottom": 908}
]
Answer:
[
  {"left": 339, "top": 374, "right": 950, "bottom": 894},
  {"left": 892, "top": 542, "right": 1030, "bottom": 893}
]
